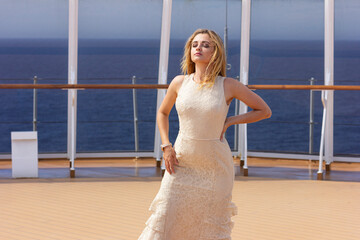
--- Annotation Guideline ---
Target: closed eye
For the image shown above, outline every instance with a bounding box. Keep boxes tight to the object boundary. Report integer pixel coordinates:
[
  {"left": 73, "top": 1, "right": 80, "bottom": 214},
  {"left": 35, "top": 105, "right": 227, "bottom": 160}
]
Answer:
[{"left": 192, "top": 41, "right": 211, "bottom": 48}]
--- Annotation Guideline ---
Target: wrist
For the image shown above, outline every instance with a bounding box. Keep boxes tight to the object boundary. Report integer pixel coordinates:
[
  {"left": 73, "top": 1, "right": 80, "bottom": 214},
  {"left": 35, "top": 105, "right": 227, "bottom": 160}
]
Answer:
[
  {"left": 161, "top": 142, "right": 172, "bottom": 151},
  {"left": 225, "top": 117, "right": 232, "bottom": 128},
  {"left": 163, "top": 145, "right": 173, "bottom": 152}
]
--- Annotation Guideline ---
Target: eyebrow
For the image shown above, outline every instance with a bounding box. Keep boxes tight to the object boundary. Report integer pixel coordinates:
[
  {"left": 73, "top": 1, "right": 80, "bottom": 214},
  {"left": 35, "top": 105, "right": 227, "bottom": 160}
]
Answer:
[{"left": 192, "top": 41, "right": 211, "bottom": 44}]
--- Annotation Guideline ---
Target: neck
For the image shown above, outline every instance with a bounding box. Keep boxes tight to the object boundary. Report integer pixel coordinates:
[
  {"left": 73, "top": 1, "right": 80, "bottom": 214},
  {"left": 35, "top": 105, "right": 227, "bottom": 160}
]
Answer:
[{"left": 193, "top": 63, "right": 208, "bottom": 83}]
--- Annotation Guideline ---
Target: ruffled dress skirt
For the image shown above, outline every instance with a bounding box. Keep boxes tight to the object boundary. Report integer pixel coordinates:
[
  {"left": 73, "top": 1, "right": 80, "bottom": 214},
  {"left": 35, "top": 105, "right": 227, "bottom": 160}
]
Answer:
[{"left": 138, "top": 134, "right": 238, "bottom": 240}]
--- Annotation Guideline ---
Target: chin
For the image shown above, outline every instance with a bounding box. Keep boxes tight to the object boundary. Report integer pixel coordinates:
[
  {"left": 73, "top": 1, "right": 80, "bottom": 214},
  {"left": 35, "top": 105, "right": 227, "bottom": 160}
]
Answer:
[{"left": 192, "top": 59, "right": 209, "bottom": 65}]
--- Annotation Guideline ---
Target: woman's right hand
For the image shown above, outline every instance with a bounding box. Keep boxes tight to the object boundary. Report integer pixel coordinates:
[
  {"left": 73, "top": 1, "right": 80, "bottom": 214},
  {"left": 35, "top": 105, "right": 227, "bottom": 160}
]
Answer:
[{"left": 163, "top": 147, "right": 179, "bottom": 174}]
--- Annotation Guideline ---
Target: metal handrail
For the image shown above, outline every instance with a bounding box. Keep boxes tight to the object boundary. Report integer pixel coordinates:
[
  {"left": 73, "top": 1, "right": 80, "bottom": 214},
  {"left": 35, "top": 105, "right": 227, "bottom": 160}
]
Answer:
[
  {"left": 0, "top": 84, "right": 167, "bottom": 89},
  {"left": 0, "top": 77, "right": 158, "bottom": 81},
  {"left": 0, "top": 84, "right": 360, "bottom": 90},
  {"left": 1, "top": 82, "right": 359, "bottom": 157},
  {"left": 1, "top": 119, "right": 358, "bottom": 127}
]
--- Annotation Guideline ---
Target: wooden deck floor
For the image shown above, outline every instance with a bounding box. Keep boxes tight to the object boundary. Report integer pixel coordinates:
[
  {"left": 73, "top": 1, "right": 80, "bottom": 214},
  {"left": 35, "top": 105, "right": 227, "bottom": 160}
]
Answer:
[
  {"left": 0, "top": 157, "right": 359, "bottom": 240},
  {"left": 1, "top": 157, "right": 360, "bottom": 181}
]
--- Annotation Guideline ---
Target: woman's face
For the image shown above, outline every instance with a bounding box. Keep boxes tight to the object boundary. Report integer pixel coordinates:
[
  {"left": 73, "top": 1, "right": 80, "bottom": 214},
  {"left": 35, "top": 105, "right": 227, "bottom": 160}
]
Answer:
[{"left": 190, "top": 33, "right": 215, "bottom": 65}]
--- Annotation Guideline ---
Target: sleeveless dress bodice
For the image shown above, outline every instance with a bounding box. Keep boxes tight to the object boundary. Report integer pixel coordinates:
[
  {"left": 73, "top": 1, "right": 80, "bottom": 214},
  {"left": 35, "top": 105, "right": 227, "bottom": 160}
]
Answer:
[
  {"left": 139, "top": 74, "right": 238, "bottom": 240},
  {"left": 175, "top": 73, "right": 230, "bottom": 140}
]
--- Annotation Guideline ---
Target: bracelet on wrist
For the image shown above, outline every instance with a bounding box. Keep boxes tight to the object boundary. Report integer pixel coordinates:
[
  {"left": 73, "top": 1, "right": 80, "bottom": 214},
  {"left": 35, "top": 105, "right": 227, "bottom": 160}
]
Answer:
[{"left": 161, "top": 143, "right": 172, "bottom": 151}]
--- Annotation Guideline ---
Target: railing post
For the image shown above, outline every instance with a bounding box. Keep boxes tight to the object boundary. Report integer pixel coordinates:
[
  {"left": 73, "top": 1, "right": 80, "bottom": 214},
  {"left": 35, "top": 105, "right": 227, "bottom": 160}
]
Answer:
[
  {"left": 132, "top": 76, "right": 139, "bottom": 155},
  {"left": 68, "top": 0, "right": 79, "bottom": 178},
  {"left": 309, "top": 77, "right": 315, "bottom": 154},
  {"left": 33, "top": 76, "right": 38, "bottom": 131},
  {"left": 155, "top": 0, "right": 172, "bottom": 171},
  {"left": 239, "top": 0, "right": 251, "bottom": 176},
  {"left": 324, "top": 0, "right": 334, "bottom": 169}
]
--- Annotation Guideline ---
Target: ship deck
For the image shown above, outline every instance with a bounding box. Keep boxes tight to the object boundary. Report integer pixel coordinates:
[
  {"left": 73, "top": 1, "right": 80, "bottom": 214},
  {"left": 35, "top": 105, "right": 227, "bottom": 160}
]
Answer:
[{"left": 1, "top": 157, "right": 359, "bottom": 240}]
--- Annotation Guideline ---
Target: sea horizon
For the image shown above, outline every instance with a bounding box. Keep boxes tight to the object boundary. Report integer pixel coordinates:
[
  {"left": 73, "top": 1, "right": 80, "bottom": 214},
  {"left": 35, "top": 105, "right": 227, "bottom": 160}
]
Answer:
[{"left": 0, "top": 38, "right": 359, "bottom": 155}]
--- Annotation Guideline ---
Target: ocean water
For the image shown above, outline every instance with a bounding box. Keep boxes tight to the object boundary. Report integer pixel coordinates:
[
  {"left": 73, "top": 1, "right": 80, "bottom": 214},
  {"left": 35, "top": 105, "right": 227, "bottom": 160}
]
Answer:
[{"left": 0, "top": 39, "right": 359, "bottom": 155}]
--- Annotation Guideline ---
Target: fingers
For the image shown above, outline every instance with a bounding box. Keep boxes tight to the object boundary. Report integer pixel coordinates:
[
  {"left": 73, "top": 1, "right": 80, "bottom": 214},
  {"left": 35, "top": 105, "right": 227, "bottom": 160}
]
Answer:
[
  {"left": 170, "top": 162, "right": 176, "bottom": 174},
  {"left": 220, "top": 119, "right": 229, "bottom": 141},
  {"left": 165, "top": 160, "right": 176, "bottom": 174},
  {"left": 220, "top": 129, "right": 225, "bottom": 141},
  {"left": 164, "top": 158, "right": 172, "bottom": 174},
  {"left": 165, "top": 158, "right": 179, "bottom": 174},
  {"left": 164, "top": 159, "right": 170, "bottom": 174},
  {"left": 164, "top": 149, "right": 180, "bottom": 175}
]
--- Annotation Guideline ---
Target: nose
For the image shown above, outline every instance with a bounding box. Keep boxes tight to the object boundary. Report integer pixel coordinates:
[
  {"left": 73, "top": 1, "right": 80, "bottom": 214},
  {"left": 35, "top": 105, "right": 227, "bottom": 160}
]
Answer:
[{"left": 196, "top": 45, "right": 201, "bottom": 51}]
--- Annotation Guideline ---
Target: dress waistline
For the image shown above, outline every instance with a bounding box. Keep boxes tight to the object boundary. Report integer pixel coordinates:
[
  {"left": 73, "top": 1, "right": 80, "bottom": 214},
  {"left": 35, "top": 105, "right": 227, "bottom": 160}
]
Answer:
[{"left": 178, "top": 131, "right": 221, "bottom": 141}]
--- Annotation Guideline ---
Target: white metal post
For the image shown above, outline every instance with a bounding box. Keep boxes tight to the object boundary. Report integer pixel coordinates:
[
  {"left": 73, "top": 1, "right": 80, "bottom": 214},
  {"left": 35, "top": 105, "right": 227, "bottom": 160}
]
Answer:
[
  {"left": 154, "top": 0, "right": 172, "bottom": 169},
  {"left": 68, "top": 0, "right": 78, "bottom": 178},
  {"left": 318, "top": 90, "right": 327, "bottom": 179},
  {"left": 324, "top": 0, "right": 334, "bottom": 166},
  {"left": 238, "top": 0, "right": 251, "bottom": 176}
]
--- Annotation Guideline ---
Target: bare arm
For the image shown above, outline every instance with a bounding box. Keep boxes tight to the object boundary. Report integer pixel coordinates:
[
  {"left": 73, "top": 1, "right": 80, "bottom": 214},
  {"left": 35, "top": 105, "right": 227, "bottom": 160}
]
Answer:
[
  {"left": 220, "top": 77, "right": 272, "bottom": 140},
  {"left": 157, "top": 75, "right": 184, "bottom": 145},
  {"left": 156, "top": 75, "right": 184, "bottom": 174}
]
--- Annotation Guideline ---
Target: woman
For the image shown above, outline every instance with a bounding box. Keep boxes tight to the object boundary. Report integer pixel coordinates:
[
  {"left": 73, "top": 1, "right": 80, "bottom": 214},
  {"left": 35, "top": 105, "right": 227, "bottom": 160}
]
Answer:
[{"left": 139, "top": 29, "right": 271, "bottom": 240}]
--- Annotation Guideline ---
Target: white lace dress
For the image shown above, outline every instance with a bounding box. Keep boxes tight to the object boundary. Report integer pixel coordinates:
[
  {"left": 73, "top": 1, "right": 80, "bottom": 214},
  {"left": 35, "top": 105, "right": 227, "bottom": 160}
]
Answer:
[{"left": 138, "top": 74, "right": 238, "bottom": 240}]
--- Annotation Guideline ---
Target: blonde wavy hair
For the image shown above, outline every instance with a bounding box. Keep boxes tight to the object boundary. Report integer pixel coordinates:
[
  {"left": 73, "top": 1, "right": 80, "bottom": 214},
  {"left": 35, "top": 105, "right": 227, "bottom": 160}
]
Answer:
[{"left": 181, "top": 29, "right": 226, "bottom": 88}]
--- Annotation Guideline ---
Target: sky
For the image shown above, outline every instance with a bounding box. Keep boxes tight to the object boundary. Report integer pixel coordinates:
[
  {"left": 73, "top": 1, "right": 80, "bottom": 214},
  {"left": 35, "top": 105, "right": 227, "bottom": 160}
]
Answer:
[{"left": 0, "top": 0, "right": 359, "bottom": 40}]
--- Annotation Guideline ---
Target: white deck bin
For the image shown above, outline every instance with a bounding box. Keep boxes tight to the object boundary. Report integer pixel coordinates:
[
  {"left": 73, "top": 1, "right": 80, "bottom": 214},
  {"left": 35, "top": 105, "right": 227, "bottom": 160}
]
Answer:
[{"left": 11, "top": 131, "right": 38, "bottom": 178}]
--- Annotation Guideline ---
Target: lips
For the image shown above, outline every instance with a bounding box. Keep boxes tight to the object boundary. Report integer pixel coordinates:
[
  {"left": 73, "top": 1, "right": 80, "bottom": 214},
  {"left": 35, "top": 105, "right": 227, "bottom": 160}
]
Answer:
[{"left": 194, "top": 52, "right": 202, "bottom": 56}]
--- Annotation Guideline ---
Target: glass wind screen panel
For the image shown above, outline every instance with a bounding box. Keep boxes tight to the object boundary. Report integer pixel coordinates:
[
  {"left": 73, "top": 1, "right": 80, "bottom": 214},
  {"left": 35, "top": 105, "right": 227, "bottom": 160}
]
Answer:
[
  {"left": 76, "top": 87, "right": 159, "bottom": 152},
  {"left": 169, "top": 0, "right": 241, "bottom": 79},
  {"left": 135, "top": 89, "right": 157, "bottom": 151},
  {"left": 77, "top": 89, "right": 132, "bottom": 152},
  {"left": 248, "top": 122, "right": 310, "bottom": 153},
  {"left": 250, "top": 0, "right": 324, "bottom": 85},
  {"left": 77, "top": 0, "right": 162, "bottom": 152},
  {"left": 0, "top": 0, "right": 68, "bottom": 153},
  {"left": 36, "top": 89, "right": 67, "bottom": 153},
  {"left": 334, "top": 0, "right": 360, "bottom": 155},
  {"left": 225, "top": 0, "right": 242, "bottom": 151},
  {"left": 248, "top": 0, "right": 324, "bottom": 153},
  {"left": 0, "top": 90, "right": 33, "bottom": 153},
  {"left": 248, "top": 119, "right": 322, "bottom": 155},
  {"left": 168, "top": 0, "right": 241, "bottom": 150},
  {"left": 247, "top": 90, "right": 323, "bottom": 154}
]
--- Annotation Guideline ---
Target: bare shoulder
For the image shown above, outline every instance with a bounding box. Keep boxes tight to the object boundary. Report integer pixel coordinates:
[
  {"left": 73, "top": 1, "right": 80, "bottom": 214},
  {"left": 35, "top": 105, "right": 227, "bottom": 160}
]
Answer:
[
  {"left": 224, "top": 77, "right": 239, "bottom": 85},
  {"left": 171, "top": 75, "right": 185, "bottom": 85},
  {"left": 224, "top": 77, "right": 247, "bottom": 92},
  {"left": 168, "top": 75, "right": 185, "bottom": 94}
]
